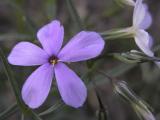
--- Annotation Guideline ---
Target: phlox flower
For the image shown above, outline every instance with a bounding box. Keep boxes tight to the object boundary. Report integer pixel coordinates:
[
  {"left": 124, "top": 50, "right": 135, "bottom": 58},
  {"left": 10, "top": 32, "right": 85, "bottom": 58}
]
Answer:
[
  {"left": 121, "top": 0, "right": 160, "bottom": 67},
  {"left": 128, "top": 0, "right": 153, "bottom": 57},
  {"left": 116, "top": 0, "right": 153, "bottom": 57},
  {"left": 8, "top": 20, "right": 105, "bottom": 109}
]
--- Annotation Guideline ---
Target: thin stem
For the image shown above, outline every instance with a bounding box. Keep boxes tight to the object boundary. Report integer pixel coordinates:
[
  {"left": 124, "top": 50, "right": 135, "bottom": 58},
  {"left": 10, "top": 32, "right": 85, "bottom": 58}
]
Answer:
[
  {"left": 21, "top": 113, "right": 24, "bottom": 120},
  {"left": 0, "top": 33, "right": 33, "bottom": 42},
  {"left": 94, "top": 84, "right": 108, "bottom": 120},
  {"left": 0, "top": 103, "right": 19, "bottom": 120},
  {"left": 5, "top": 0, "right": 36, "bottom": 33},
  {"left": 92, "top": 82, "right": 106, "bottom": 110},
  {"left": 39, "top": 100, "right": 65, "bottom": 117},
  {"left": 97, "top": 70, "right": 115, "bottom": 88},
  {"left": 66, "top": 0, "right": 84, "bottom": 31}
]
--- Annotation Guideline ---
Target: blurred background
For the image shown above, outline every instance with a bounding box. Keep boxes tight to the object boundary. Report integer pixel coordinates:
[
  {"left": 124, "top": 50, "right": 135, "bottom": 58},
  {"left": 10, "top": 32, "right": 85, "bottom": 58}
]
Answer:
[{"left": 0, "top": 0, "right": 160, "bottom": 120}]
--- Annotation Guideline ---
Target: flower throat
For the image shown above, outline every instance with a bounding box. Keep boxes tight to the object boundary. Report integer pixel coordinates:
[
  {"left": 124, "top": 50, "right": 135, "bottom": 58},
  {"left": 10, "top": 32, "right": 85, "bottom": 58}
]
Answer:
[{"left": 49, "top": 56, "right": 58, "bottom": 65}]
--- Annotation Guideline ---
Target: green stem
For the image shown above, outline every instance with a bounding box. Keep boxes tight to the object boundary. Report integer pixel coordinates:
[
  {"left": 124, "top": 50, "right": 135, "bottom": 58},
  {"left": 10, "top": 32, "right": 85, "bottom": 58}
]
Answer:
[
  {"left": 21, "top": 113, "right": 24, "bottom": 120},
  {"left": 0, "top": 103, "right": 19, "bottom": 120},
  {"left": 39, "top": 100, "right": 65, "bottom": 117},
  {"left": 5, "top": 0, "right": 36, "bottom": 34},
  {"left": 66, "top": 0, "right": 84, "bottom": 31},
  {"left": 100, "top": 28, "right": 133, "bottom": 40}
]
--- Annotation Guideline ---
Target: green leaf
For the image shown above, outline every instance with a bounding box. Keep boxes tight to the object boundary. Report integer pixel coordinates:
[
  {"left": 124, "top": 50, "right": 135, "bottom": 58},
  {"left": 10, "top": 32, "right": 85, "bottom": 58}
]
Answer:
[
  {"left": 100, "top": 27, "right": 133, "bottom": 40},
  {"left": 111, "top": 51, "right": 160, "bottom": 64},
  {"left": 45, "top": 0, "right": 57, "bottom": 20},
  {"left": 66, "top": 0, "right": 84, "bottom": 31},
  {"left": 39, "top": 100, "right": 65, "bottom": 117},
  {"left": 0, "top": 33, "right": 33, "bottom": 41},
  {"left": 87, "top": 63, "right": 137, "bottom": 89},
  {"left": 21, "top": 114, "right": 24, "bottom": 120},
  {"left": 0, "top": 103, "right": 19, "bottom": 120},
  {"left": 4, "top": 0, "right": 36, "bottom": 33}
]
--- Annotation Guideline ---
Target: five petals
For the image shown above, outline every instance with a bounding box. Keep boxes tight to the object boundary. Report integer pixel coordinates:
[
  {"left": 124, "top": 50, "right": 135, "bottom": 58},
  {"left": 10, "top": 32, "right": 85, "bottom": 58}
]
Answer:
[{"left": 8, "top": 20, "right": 105, "bottom": 109}]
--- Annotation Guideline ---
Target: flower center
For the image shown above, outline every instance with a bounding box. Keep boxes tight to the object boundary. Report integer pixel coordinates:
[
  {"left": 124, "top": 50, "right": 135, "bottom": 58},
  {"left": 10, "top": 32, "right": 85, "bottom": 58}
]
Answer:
[{"left": 48, "top": 56, "right": 58, "bottom": 65}]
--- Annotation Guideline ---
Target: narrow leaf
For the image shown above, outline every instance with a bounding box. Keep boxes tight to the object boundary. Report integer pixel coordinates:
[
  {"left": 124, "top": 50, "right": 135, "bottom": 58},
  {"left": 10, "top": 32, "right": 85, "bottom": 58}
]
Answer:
[
  {"left": 66, "top": 0, "right": 84, "bottom": 31},
  {"left": 39, "top": 100, "right": 65, "bottom": 117},
  {"left": 0, "top": 103, "right": 19, "bottom": 120},
  {"left": 0, "top": 33, "right": 33, "bottom": 41}
]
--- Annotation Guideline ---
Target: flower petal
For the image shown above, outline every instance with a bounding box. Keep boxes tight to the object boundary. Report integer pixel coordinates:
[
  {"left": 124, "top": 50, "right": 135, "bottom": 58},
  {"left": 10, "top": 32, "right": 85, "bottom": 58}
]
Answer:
[
  {"left": 54, "top": 63, "right": 87, "bottom": 108},
  {"left": 22, "top": 63, "right": 54, "bottom": 109},
  {"left": 139, "top": 4, "right": 152, "bottom": 29},
  {"left": 58, "top": 31, "right": 105, "bottom": 62},
  {"left": 133, "top": 0, "right": 146, "bottom": 28},
  {"left": 37, "top": 20, "right": 64, "bottom": 56},
  {"left": 8, "top": 42, "right": 49, "bottom": 66},
  {"left": 135, "top": 30, "right": 154, "bottom": 57}
]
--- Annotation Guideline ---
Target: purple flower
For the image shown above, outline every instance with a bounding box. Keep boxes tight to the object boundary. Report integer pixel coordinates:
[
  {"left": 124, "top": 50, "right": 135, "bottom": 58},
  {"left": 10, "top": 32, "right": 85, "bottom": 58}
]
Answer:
[
  {"left": 8, "top": 20, "right": 105, "bottom": 109},
  {"left": 132, "top": 0, "right": 154, "bottom": 57}
]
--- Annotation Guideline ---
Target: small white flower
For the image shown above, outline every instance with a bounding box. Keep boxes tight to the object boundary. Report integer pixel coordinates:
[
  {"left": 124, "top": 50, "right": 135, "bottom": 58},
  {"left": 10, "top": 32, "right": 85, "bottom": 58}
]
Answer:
[{"left": 121, "top": 0, "right": 153, "bottom": 57}]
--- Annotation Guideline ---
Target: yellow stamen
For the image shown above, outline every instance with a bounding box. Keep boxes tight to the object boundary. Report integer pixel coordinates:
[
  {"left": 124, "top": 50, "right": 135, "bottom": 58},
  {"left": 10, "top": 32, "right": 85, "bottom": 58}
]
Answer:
[{"left": 50, "top": 59, "right": 57, "bottom": 65}]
